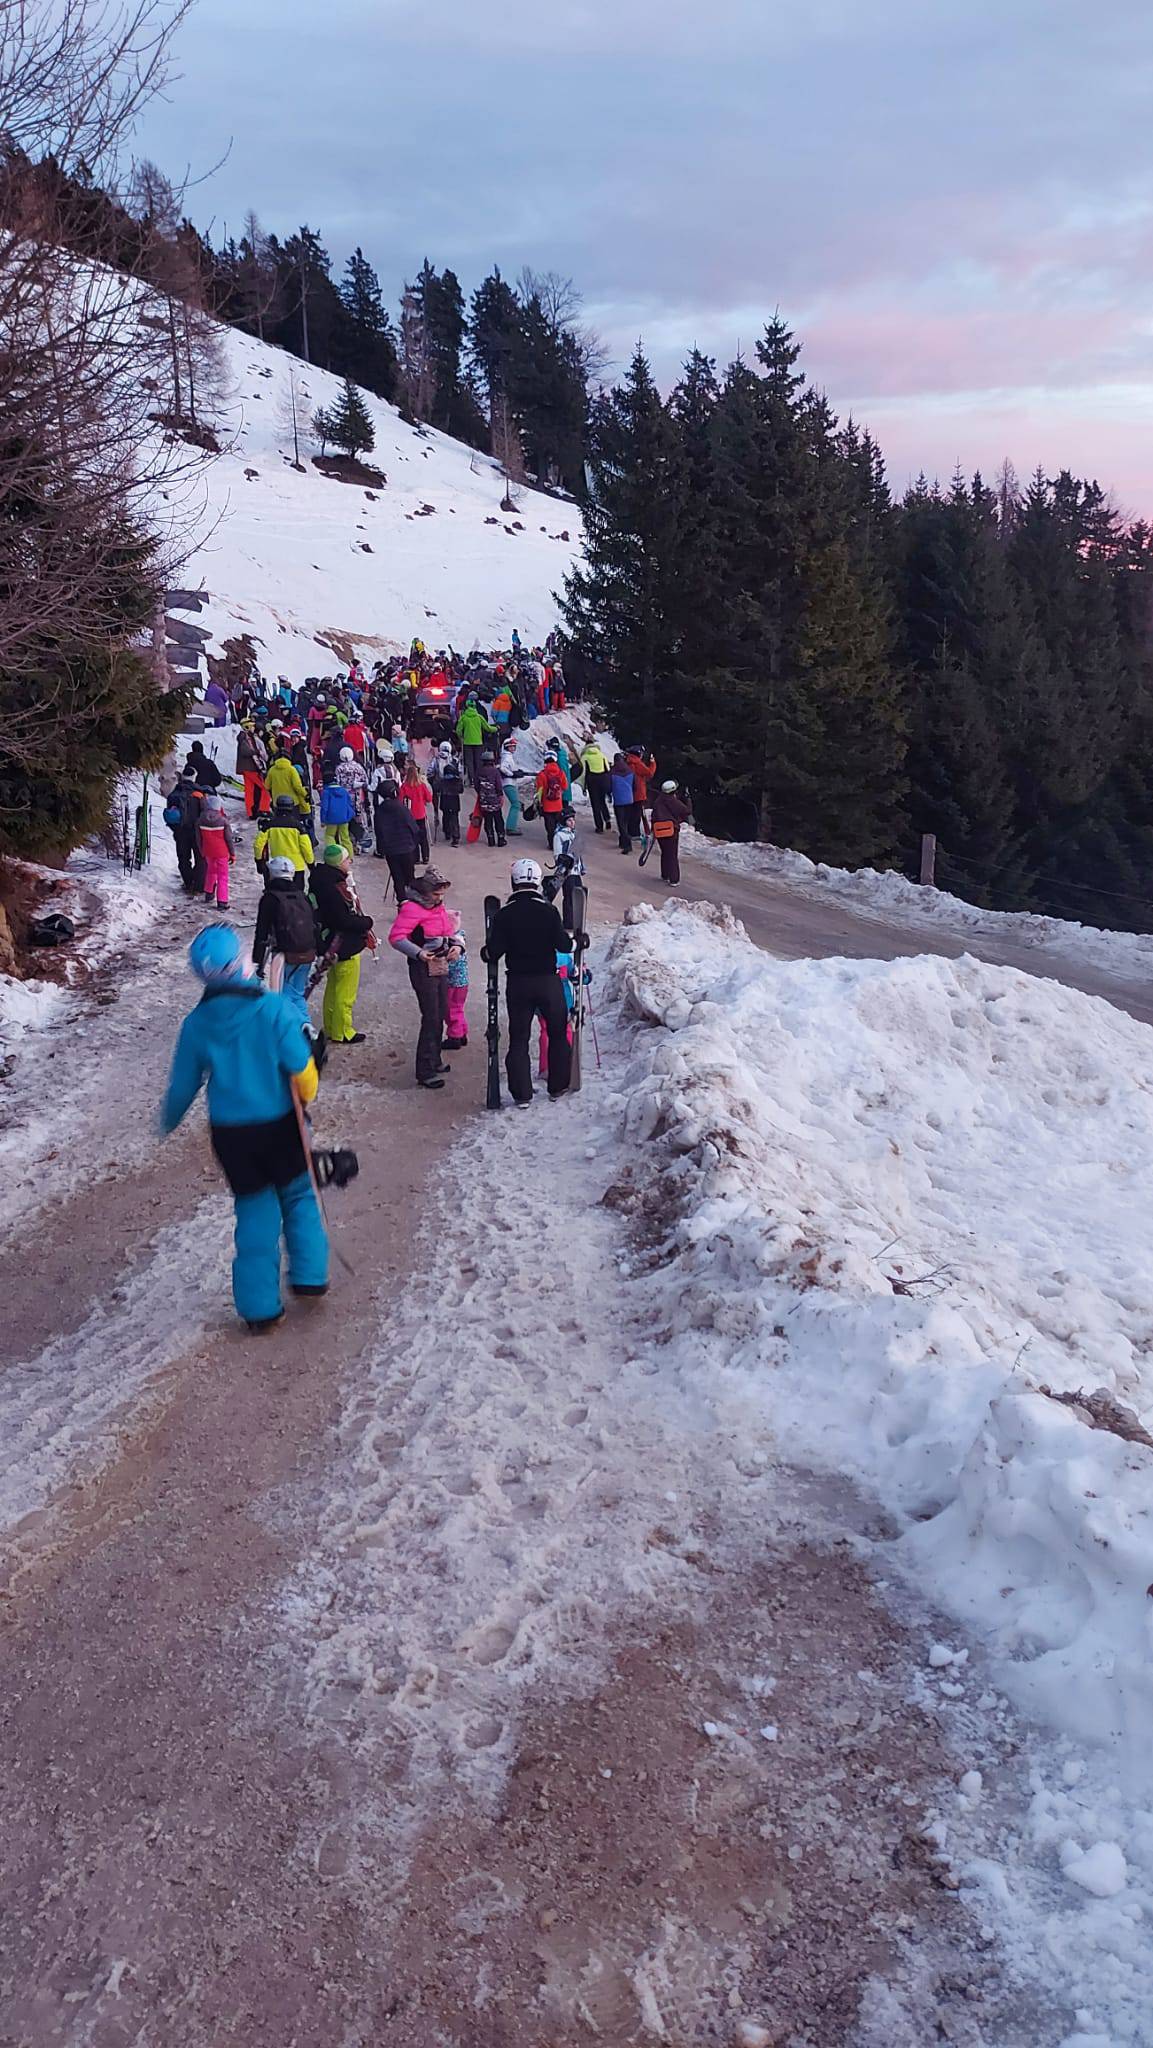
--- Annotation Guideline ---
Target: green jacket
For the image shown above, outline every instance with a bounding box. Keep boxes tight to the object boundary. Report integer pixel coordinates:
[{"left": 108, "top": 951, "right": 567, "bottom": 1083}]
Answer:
[
  {"left": 581, "top": 745, "right": 610, "bottom": 777},
  {"left": 456, "top": 703, "right": 495, "bottom": 747}
]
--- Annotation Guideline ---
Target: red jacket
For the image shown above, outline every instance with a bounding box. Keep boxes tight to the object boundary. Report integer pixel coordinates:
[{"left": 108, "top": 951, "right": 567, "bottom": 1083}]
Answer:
[
  {"left": 536, "top": 763, "right": 567, "bottom": 813},
  {"left": 625, "top": 751, "right": 656, "bottom": 805}
]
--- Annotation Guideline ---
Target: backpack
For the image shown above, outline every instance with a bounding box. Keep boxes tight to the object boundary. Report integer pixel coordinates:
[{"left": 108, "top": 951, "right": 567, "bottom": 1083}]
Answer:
[
  {"left": 268, "top": 887, "right": 318, "bottom": 963},
  {"left": 440, "top": 760, "right": 464, "bottom": 794},
  {"left": 320, "top": 782, "right": 354, "bottom": 825},
  {"left": 164, "top": 786, "right": 198, "bottom": 830}
]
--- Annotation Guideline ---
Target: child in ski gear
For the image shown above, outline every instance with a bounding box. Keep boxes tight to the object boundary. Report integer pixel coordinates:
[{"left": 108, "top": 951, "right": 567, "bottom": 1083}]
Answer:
[
  {"left": 538, "top": 949, "right": 576, "bottom": 1077},
  {"left": 649, "top": 779, "right": 692, "bottom": 885},
  {"left": 475, "top": 752, "right": 507, "bottom": 846},
  {"left": 388, "top": 869, "right": 456, "bottom": 1088},
  {"left": 545, "top": 808, "right": 584, "bottom": 927},
  {"left": 253, "top": 854, "right": 318, "bottom": 1025},
  {"left": 483, "top": 861, "right": 575, "bottom": 1103},
  {"left": 160, "top": 924, "right": 327, "bottom": 1331},
  {"left": 197, "top": 792, "right": 236, "bottom": 908},
  {"left": 400, "top": 761, "right": 434, "bottom": 864},
  {"left": 444, "top": 922, "right": 469, "bottom": 1048},
  {"left": 320, "top": 769, "right": 357, "bottom": 857},
  {"left": 254, "top": 796, "right": 313, "bottom": 881},
  {"left": 311, "top": 845, "right": 376, "bottom": 1045},
  {"left": 535, "top": 752, "right": 568, "bottom": 848},
  {"left": 164, "top": 770, "right": 204, "bottom": 892}
]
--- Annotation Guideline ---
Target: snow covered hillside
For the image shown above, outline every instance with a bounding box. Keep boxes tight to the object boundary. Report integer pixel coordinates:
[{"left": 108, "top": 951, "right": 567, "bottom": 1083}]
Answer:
[{"left": 166, "top": 323, "right": 582, "bottom": 681}]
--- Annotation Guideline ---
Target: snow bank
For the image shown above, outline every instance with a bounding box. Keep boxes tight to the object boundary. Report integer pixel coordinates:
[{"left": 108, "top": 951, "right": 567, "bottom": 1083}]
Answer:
[
  {"left": 683, "top": 828, "right": 1153, "bottom": 985},
  {"left": 168, "top": 324, "right": 582, "bottom": 683},
  {"left": 606, "top": 901, "right": 1153, "bottom": 1765}
]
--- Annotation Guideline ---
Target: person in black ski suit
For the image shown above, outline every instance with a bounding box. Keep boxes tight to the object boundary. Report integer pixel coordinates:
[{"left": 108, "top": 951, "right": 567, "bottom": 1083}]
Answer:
[
  {"left": 166, "top": 770, "right": 204, "bottom": 892},
  {"left": 484, "top": 858, "right": 575, "bottom": 1103},
  {"left": 183, "top": 739, "right": 223, "bottom": 791},
  {"left": 475, "top": 750, "right": 507, "bottom": 848},
  {"left": 373, "top": 782, "right": 423, "bottom": 902}
]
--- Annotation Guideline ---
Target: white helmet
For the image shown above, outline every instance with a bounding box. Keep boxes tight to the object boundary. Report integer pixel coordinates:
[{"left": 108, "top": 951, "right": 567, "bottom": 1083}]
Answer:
[
  {"left": 340, "top": 745, "right": 354, "bottom": 761},
  {"left": 661, "top": 779, "right": 678, "bottom": 792},
  {"left": 511, "top": 857, "right": 542, "bottom": 889},
  {"left": 267, "top": 854, "right": 295, "bottom": 881},
  {"left": 438, "top": 740, "right": 453, "bottom": 757},
  {"left": 379, "top": 743, "right": 394, "bottom": 758}
]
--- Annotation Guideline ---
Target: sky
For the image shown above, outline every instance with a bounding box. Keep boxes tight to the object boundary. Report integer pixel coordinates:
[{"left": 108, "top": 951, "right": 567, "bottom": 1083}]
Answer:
[{"left": 136, "top": 0, "right": 1153, "bottom": 510}]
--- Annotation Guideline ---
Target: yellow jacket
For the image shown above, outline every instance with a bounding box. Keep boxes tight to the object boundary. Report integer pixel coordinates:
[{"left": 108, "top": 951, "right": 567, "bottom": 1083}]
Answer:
[
  {"left": 265, "top": 755, "right": 311, "bottom": 810},
  {"left": 253, "top": 823, "right": 313, "bottom": 873}
]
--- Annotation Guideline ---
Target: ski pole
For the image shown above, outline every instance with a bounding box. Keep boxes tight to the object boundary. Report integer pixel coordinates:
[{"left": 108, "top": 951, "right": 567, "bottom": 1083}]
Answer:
[
  {"left": 586, "top": 985, "right": 603, "bottom": 1069},
  {"left": 291, "top": 1077, "right": 356, "bottom": 1279}
]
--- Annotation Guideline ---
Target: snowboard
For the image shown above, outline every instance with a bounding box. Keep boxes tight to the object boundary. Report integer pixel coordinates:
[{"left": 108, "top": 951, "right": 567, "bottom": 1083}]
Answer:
[
  {"left": 466, "top": 806, "right": 483, "bottom": 844},
  {"left": 484, "top": 893, "right": 502, "bottom": 1109},
  {"left": 568, "top": 880, "right": 589, "bottom": 1093}
]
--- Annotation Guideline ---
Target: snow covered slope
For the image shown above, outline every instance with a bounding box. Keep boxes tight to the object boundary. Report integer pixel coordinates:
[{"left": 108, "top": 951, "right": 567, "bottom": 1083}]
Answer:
[{"left": 169, "top": 323, "right": 582, "bottom": 681}]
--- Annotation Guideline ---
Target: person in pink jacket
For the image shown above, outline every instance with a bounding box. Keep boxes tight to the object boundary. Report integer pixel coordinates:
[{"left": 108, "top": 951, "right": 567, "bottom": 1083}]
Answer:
[
  {"left": 196, "top": 792, "right": 237, "bottom": 907},
  {"left": 388, "top": 869, "right": 456, "bottom": 1089}
]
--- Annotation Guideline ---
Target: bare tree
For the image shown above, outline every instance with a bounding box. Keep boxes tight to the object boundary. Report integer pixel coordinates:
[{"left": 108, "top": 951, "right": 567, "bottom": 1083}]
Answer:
[
  {"left": 279, "top": 357, "right": 305, "bottom": 468},
  {"left": 517, "top": 263, "right": 609, "bottom": 385}
]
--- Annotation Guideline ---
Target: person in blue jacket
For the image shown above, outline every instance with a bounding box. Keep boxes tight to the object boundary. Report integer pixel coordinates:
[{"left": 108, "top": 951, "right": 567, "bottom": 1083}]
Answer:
[{"left": 160, "top": 925, "right": 328, "bottom": 1332}]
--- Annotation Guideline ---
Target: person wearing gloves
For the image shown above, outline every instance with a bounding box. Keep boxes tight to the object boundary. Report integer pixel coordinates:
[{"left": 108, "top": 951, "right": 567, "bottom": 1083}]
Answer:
[
  {"left": 483, "top": 858, "right": 575, "bottom": 1104},
  {"left": 252, "top": 854, "right": 318, "bottom": 1025},
  {"left": 535, "top": 750, "right": 568, "bottom": 849},
  {"left": 456, "top": 694, "right": 497, "bottom": 787},
  {"left": 311, "top": 844, "right": 377, "bottom": 1046},
  {"left": 388, "top": 869, "right": 456, "bottom": 1090},
  {"left": 196, "top": 791, "right": 237, "bottom": 909},
  {"left": 649, "top": 778, "right": 692, "bottom": 885},
  {"left": 159, "top": 924, "right": 327, "bottom": 1332}
]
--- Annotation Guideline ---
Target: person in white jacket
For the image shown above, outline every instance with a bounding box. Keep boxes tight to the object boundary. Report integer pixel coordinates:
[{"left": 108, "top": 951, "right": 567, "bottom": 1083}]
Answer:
[{"left": 500, "top": 733, "right": 527, "bottom": 836}]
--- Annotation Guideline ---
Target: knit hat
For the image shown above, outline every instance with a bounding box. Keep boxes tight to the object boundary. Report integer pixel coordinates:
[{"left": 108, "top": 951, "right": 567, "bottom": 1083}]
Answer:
[{"left": 323, "top": 842, "right": 349, "bottom": 867}]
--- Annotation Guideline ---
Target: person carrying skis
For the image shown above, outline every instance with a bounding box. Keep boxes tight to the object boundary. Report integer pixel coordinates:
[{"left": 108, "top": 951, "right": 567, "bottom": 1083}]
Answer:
[
  {"left": 475, "top": 749, "right": 507, "bottom": 848},
  {"left": 610, "top": 753, "right": 638, "bottom": 853},
  {"left": 160, "top": 924, "right": 327, "bottom": 1333},
  {"left": 649, "top": 779, "right": 692, "bottom": 886},
  {"left": 164, "top": 769, "right": 204, "bottom": 893},
  {"left": 253, "top": 854, "right": 319, "bottom": 1025},
  {"left": 624, "top": 745, "right": 657, "bottom": 832},
  {"left": 196, "top": 791, "right": 237, "bottom": 909},
  {"left": 578, "top": 739, "right": 612, "bottom": 833},
  {"left": 388, "top": 869, "right": 456, "bottom": 1091},
  {"left": 456, "top": 694, "right": 497, "bottom": 787},
  {"left": 545, "top": 805, "right": 583, "bottom": 928},
  {"left": 373, "top": 782, "right": 423, "bottom": 900},
  {"left": 311, "top": 844, "right": 377, "bottom": 1046},
  {"left": 184, "top": 739, "right": 223, "bottom": 791},
  {"left": 483, "top": 857, "right": 575, "bottom": 1105},
  {"left": 535, "top": 750, "right": 568, "bottom": 849},
  {"left": 235, "top": 720, "right": 269, "bottom": 818}
]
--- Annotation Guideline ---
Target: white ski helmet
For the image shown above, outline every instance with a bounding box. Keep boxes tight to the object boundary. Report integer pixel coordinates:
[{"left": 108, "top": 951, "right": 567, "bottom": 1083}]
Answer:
[
  {"left": 661, "top": 779, "right": 678, "bottom": 792},
  {"left": 438, "top": 740, "right": 454, "bottom": 758},
  {"left": 340, "top": 746, "right": 354, "bottom": 762},
  {"left": 267, "top": 854, "right": 295, "bottom": 880},
  {"left": 511, "top": 857, "right": 542, "bottom": 889}
]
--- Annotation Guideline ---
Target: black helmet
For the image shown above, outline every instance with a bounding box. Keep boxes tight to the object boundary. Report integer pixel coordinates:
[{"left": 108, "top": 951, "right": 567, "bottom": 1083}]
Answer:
[{"left": 274, "top": 794, "right": 298, "bottom": 815}]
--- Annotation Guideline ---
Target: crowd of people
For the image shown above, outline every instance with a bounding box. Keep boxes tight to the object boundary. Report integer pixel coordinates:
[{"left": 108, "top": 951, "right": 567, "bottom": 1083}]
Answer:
[{"left": 159, "top": 636, "right": 693, "bottom": 1331}]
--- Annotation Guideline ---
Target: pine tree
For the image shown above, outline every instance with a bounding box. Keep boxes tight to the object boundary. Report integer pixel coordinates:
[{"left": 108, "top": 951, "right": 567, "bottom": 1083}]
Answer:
[
  {"left": 560, "top": 346, "right": 685, "bottom": 743},
  {"left": 337, "top": 248, "right": 398, "bottom": 400},
  {"left": 313, "top": 378, "right": 375, "bottom": 459}
]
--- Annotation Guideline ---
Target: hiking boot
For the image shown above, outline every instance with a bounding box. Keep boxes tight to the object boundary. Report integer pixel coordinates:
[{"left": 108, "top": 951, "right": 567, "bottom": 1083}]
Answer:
[{"left": 245, "top": 1310, "right": 285, "bottom": 1334}]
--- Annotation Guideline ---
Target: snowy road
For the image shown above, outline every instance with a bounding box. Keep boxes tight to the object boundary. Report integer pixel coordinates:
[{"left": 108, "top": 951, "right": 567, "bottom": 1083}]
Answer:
[{"left": 0, "top": 808, "right": 1146, "bottom": 2043}]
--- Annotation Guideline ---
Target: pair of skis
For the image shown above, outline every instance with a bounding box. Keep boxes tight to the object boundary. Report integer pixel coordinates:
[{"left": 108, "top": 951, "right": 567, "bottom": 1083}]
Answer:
[{"left": 483, "top": 881, "right": 589, "bottom": 1109}]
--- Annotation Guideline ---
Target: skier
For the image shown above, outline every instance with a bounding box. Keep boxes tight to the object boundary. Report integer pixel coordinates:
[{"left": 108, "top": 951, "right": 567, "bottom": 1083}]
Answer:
[
  {"left": 610, "top": 753, "right": 638, "bottom": 853},
  {"left": 500, "top": 734, "right": 525, "bottom": 835},
  {"left": 535, "top": 750, "right": 568, "bottom": 849},
  {"left": 319, "top": 767, "right": 357, "bottom": 857},
  {"left": 373, "top": 782, "right": 423, "bottom": 900},
  {"left": 456, "top": 694, "right": 497, "bottom": 787},
  {"left": 475, "top": 749, "right": 507, "bottom": 847},
  {"left": 400, "top": 759, "right": 434, "bottom": 864},
  {"left": 266, "top": 742, "right": 312, "bottom": 814},
  {"left": 388, "top": 869, "right": 456, "bottom": 1091},
  {"left": 649, "top": 778, "right": 692, "bottom": 886},
  {"left": 483, "top": 857, "right": 575, "bottom": 1105},
  {"left": 336, "top": 744, "right": 370, "bottom": 840},
  {"left": 253, "top": 854, "right": 318, "bottom": 1025},
  {"left": 625, "top": 745, "right": 658, "bottom": 832},
  {"left": 197, "top": 791, "right": 237, "bottom": 909},
  {"left": 253, "top": 794, "right": 314, "bottom": 884},
  {"left": 311, "top": 844, "right": 377, "bottom": 1046},
  {"left": 164, "top": 770, "right": 204, "bottom": 894},
  {"left": 545, "top": 805, "right": 583, "bottom": 927},
  {"left": 160, "top": 924, "right": 327, "bottom": 1333},
  {"left": 235, "top": 720, "right": 269, "bottom": 818},
  {"left": 431, "top": 741, "right": 465, "bottom": 846},
  {"left": 578, "top": 739, "right": 612, "bottom": 833},
  {"left": 184, "top": 739, "right": 223, "bottom": 791}
]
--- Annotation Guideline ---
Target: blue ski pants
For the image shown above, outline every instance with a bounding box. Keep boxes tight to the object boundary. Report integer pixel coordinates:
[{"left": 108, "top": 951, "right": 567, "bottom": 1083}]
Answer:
[{"left": 232, "top": 1171, "right": 328, "bottom": 1323}]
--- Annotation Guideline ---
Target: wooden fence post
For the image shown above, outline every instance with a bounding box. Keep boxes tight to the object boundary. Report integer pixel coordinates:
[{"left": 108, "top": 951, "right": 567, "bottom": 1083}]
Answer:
[{"left": 919, "top": 832, "right": 937, "bottom": 887}]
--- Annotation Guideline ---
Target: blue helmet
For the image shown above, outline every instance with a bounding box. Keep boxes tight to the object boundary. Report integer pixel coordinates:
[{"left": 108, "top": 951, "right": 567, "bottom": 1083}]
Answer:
[{"left": 189, "top": 924, "right": 244, "bottom": 984}]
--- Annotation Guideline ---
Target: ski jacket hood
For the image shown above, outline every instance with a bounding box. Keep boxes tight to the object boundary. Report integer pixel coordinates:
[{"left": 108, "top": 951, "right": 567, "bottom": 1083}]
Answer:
[{"left": 162, "top": 981, "right": 317, "bottom": 1132}]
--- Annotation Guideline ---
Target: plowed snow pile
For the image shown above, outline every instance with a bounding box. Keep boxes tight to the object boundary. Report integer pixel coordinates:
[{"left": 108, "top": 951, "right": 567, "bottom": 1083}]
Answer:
[{"left": 605, "top": 899, "right": 1153, "bottom": 2035}]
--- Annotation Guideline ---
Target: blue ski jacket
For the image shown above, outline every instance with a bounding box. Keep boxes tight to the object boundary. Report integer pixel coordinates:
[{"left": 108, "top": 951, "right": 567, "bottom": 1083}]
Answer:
[{"left": 162, "top": 981, "right": 317, "bottom": 1132}]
